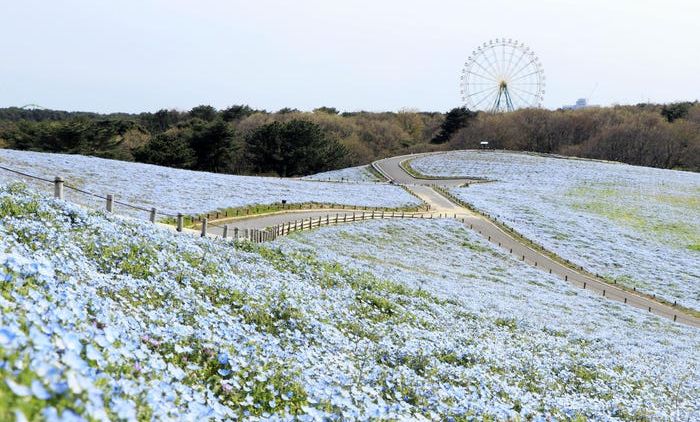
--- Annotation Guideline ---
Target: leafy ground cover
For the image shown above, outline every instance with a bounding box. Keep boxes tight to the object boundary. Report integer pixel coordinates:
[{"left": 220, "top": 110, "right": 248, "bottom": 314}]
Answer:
[
  {"left": 410, "top": 151, "right": 700, "bottom": 312},
  {"left": 303, "top": 165, "right": 381, "bottom": 182},
  {"left": 3, "top": 182, "right": 697, "bottom": 420},
  {"left": 0, "top": 149, "right": 419, "bottom": 220}
]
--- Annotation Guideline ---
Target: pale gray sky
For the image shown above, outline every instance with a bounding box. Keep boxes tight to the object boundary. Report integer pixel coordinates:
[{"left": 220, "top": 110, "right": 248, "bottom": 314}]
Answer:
[{"left": 1, "top": 0, "right": 698, "bottom": 113}]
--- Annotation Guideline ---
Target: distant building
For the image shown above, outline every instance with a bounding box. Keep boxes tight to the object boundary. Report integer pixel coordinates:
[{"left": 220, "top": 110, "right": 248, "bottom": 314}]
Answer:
[{"left": 562, "top": 98, "right": 589, "bottom": 110}]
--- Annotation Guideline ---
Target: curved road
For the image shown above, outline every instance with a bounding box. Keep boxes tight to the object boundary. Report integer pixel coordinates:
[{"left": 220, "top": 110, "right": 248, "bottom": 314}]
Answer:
[
  {"left": 374, "top": 154, "right": 700, "bottom": 328},
  {"left": 192, "top": 152, "right": 697, "bottom": 327}
]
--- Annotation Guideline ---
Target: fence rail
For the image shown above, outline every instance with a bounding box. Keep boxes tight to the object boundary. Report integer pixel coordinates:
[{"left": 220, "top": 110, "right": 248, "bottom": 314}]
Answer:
[
  {"left": 218, "top": 210, "right": 455, "bottom": 243},
  {"left": 0, "top": 166, "right": 437, "bottom": 241}
]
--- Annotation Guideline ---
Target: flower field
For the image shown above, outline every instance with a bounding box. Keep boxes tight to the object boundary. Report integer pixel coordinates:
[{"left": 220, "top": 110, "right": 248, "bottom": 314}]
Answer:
[
  {"left": 410, "top": 151, "right": 700, "bottom": 312},
  {"left": 303, "top": 166, "right": 380, "bottom": 182},
  {"left": 1, "top": 182, "right": 698, "bottom": 420},
  {"left": 0, "top": 149, "right": 419, "bottom": 219}
]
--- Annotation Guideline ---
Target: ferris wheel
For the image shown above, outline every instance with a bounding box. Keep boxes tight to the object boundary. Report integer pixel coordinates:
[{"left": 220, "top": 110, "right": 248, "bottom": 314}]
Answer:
[{"left": 460, "top": 39, "right": 545, "bottom": 112}]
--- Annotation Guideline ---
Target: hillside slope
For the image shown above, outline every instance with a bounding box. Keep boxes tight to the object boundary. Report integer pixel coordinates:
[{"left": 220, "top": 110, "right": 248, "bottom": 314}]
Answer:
[
  {"left": 0, "top": 149, "right": 419, "bottom": 219},
  {"left": 410, "top": 150, "right": 700, "bottom": 312},
  {"left": 1, "top": 183, "right": 698, "bottom": 420}
]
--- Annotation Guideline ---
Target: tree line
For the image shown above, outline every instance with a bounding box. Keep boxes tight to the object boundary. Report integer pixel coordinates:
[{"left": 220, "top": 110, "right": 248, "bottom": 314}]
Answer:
[{"left": 0, "top": 101, "right": 698, "bottom": 175}]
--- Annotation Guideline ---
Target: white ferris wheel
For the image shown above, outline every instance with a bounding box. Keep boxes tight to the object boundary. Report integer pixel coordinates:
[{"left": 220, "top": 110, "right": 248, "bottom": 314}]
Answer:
[{"left": 460, "top": 39, "right": 545, "bottom": 112}]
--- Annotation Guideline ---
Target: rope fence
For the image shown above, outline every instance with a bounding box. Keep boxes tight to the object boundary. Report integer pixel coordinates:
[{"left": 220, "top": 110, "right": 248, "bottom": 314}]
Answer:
[{"left": 0, "top": 166, "right": 180, "bottom": 221}]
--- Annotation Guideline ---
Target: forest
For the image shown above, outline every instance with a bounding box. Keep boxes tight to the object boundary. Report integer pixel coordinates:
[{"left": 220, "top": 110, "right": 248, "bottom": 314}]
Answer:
[{"left": 0, "top": 101, "right": 698, "bottom": 176}]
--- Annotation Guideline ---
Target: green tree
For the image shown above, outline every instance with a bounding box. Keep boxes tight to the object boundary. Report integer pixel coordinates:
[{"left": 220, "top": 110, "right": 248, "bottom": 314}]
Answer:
[
  {"left": 313, "top": 106, "right": 339, "bottom": 115},
  {"left": 221, "top": 105, "right": 255, "bottom": 122},
  {"left": 189, "top": 105, "right": 218, "bottom": 122},
  {"left": 188, "top": 119, "right": 240, "bottom": 173},
  {"left": 246, "top": 120, "right": 346, "bottom": 176},
  {"left": 133, "top": 131, "right": 196, "bottom": 169},
  {"left": 431, "top": 107, "right": 477, "bottom": 144},
  {"left": 660, "top": 102, "right": 694, "bottom": 123}
]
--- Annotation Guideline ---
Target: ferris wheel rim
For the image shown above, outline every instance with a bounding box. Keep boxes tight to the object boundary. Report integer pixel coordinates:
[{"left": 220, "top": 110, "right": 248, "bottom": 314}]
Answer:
[{"left": 460, "top": 38, "right": 545, "bottom": 112}]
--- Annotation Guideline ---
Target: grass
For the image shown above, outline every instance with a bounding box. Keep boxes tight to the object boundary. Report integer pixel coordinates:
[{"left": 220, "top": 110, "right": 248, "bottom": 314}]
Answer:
[
  {"left": 366, "top": 164, "right": 389, "bottom": 181},
  {"left": 567, "top": 185, "right": 700, "bottom": 251},
  {"left": 160, "top": 201, "right": 429, "bottom": 229}
]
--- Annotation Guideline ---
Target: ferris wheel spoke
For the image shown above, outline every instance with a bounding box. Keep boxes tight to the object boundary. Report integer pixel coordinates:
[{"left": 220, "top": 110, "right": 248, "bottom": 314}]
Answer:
[
  {"left": 467, "top": 85, "right": 500, "bottom": 98},
  {"left": 480, "top": 57, "right": 501, "bottom": 81},
  {"left": 471, "top": 86, "right": 499, "bottom": 105},
  {"left": 480, "top": 48, "right": 502, "bottom": 80},
  {"left": 510, "top": 70, "right": 541, "bottom": 83},
  {"left": 470, "top": 62, "right": 499, "bottom": 81},
  {"left": 473, "top": 88, "right": 500, "bottom": 108},
  {"left": 509, "top": 60, "right": 536, "bottom": 81},
  {"left": 491, "top": 47, "right": 502, "bottom": 76},
  {"left": 470, "top": 86, "right": 499, "bottom": 104},
  {"left": 501, "top": 44, "right": 507, "bottom": 76},
  {"left": 510, "top": 89, "right": 533, "bottom": 108},
  {"left": 509, "top": 85, "right": 540, "bottom": 97},
  {"left": 503, "top": 48, "right": 528, "bottom": 79},
  {"left": 503, "top": 44, "right": 518, "bottom": 79},
  {"left": 466, "top": 69, "right": 498, "bottom": 83}
]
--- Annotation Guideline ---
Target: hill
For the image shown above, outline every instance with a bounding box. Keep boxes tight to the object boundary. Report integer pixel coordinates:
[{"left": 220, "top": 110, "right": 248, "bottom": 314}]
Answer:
[
  {"left": 409, "top": 150, "right": 700, "bottom": 312},
  {"left": 0, "top": 149, "right": 419, "bottom": 219},
  {"left": 1, "top": 183, "right": 698, "bottom": 420}
]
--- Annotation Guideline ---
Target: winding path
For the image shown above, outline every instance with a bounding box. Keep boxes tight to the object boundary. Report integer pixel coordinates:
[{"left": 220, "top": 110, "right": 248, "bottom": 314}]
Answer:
[
  {"left": 374, "top": 154, "right": 700, "bottom": 328},
  {"left": 197, "top": 152, "right": 698, "bottom": 327}
]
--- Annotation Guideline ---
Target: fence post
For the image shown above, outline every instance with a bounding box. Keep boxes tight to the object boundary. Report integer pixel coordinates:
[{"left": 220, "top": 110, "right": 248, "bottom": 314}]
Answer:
[
  {"left": 106, "top": 194, "right": 114, "bottom": 212},
  {"left": 149, "top": 208, "right": 157, "bottom": 223},
  {"left": 54, "top": 176, "right": 64, "bottom": 200},
  {"left": 234, "top": 227, "right": 239, "bottom": 239},
  {"left": 176, "top": 213, "right": 184, "bottom": 232},
  {"left": 200, "top": 218, "right": 208, "bottom": 237},
  {"left": 222, "top": 225, "right": 229, "bottom": 239},
  {"left": 326, "top": 215, "right": 329, "bottom": 225}
]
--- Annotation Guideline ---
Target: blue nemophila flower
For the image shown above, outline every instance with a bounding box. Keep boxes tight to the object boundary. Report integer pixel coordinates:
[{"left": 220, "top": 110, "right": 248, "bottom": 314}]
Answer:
[
  {"left": 0, "top": 327, "right": 17, "bottom": 346},
  {"left": 31, "top": 379, "right": 51, "bottom": 400},
  {"left": 6, "top": 378, "right": 32, "bottom": 396},
  {"left": 0, "top": 181, "right": 699, "bottom": 420}
]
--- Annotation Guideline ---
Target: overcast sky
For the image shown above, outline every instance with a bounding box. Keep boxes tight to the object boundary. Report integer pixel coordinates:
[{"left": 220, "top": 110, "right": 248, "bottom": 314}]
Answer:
[{"left": 1, "top": 0, "right": 698, "bottom": 113}]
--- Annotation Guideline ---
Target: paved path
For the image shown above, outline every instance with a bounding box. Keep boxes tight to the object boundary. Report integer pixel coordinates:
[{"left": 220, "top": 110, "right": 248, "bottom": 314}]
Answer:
[
  {"left": 207, "top": 209, "right": 390, "bottom": 236},
  {"left": 374, "top": 154, "right": 700, "bottom": 328},
  {"left": 373, "top": 153, "right": 474, "bottom": 187},
  {"left": 190, "top": 151, "right": 697, "bottom": 327}
]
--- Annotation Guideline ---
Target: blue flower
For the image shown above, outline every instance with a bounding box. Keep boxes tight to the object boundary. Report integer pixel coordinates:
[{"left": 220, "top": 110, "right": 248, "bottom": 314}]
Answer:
[
  {"left": 0, "top": 327, "right": 16, "bottom": 346},
  {"left": 31, "top": 380, "right": 51, "bottom": 400},
  {"left": 6, "top": 379, "right": 31, "bottom": 397}
]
